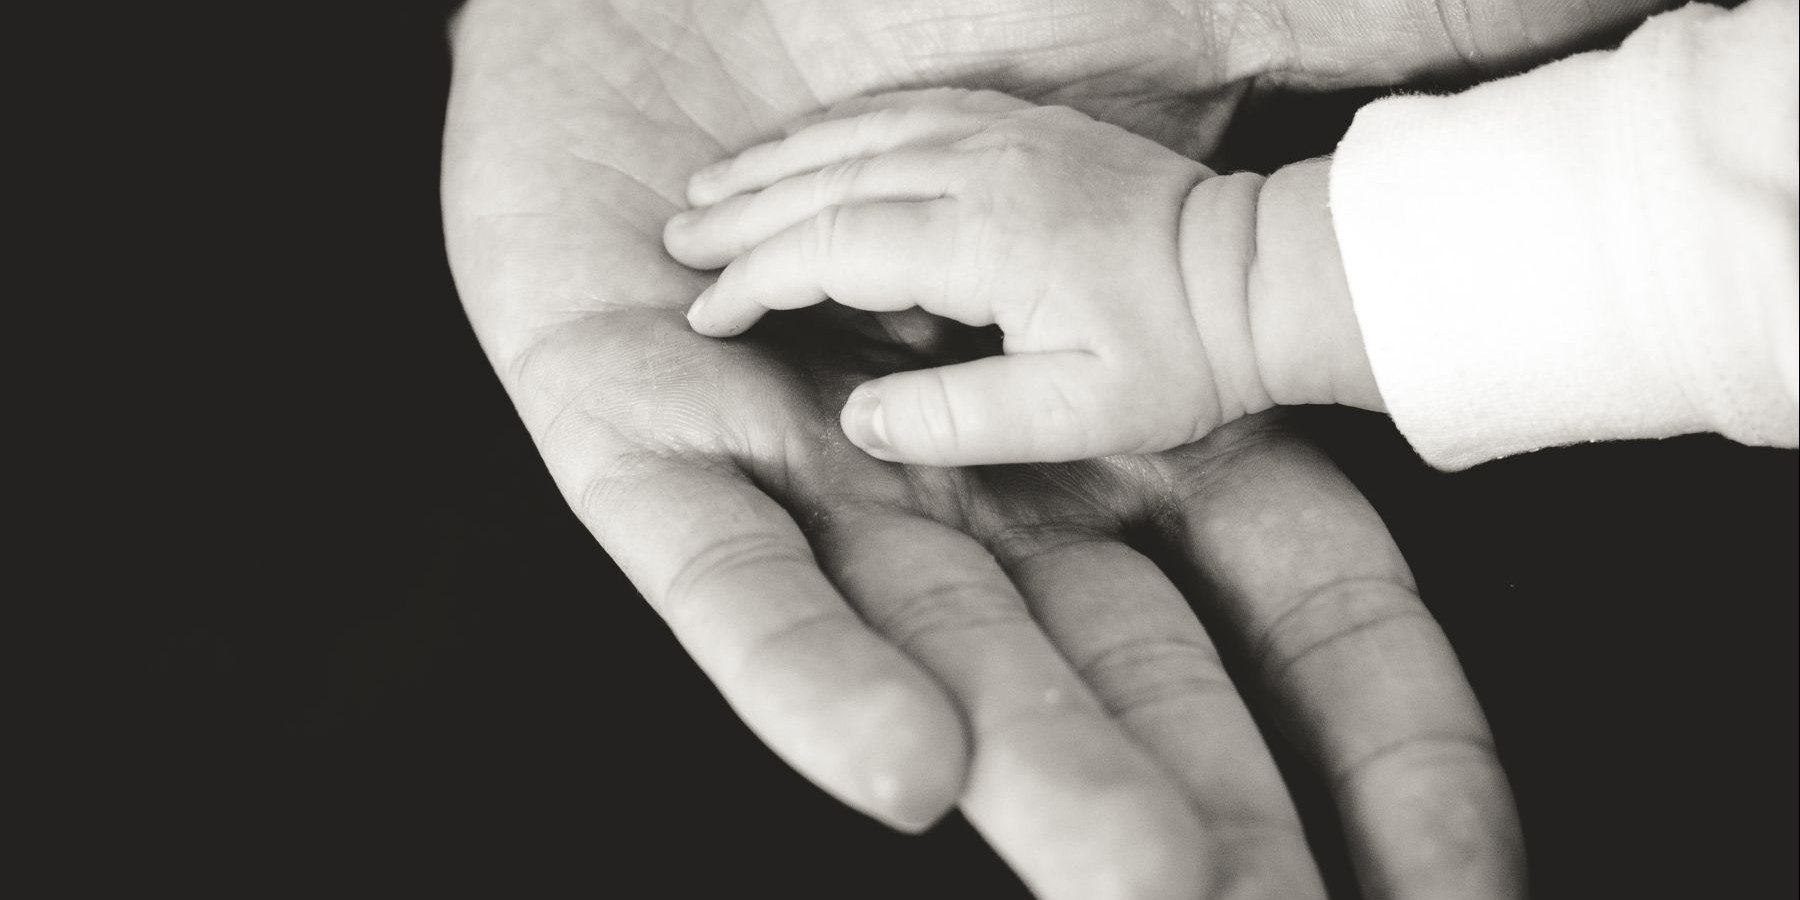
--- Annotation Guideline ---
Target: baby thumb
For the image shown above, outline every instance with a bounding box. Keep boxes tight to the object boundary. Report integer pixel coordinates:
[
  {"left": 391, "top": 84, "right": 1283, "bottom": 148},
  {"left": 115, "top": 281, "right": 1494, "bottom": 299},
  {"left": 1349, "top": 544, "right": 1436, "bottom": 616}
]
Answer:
[{"left": 839, "top": 353, "right": 1115, "bottom": 466}]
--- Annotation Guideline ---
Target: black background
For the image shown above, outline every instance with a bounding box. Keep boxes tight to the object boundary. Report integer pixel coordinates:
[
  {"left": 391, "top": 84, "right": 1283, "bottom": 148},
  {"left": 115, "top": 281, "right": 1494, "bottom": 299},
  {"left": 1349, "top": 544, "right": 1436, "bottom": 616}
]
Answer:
[{"left": 105, "top": 3, "right": 1795, "bottom": 896}]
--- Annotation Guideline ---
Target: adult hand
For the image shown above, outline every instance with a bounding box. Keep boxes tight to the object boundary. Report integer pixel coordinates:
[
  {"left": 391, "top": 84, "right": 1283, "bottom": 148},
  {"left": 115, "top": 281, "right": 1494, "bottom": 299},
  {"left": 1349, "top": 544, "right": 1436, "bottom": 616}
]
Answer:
[{"left": 443, "top": 1, "right": 1662, "bottom": 895}]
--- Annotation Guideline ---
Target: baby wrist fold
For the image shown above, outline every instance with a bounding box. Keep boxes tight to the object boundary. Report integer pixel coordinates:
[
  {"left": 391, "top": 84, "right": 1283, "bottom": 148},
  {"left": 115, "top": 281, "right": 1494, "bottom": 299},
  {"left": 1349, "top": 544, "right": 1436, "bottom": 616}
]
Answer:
[
  {"left": 1175, "top": 170, "right": 1278, "bottom": 426},
  {"left": 1242, "top": 158, "right": 1384, "bottom": 414}
]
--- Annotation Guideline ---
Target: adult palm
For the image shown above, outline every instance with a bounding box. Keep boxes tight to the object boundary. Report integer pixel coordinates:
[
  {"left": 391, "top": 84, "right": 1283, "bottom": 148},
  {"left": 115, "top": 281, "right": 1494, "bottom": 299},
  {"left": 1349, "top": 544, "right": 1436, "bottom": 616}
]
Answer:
[{"left": 444, "top": 0, "right": 1659, "bottom": 895}]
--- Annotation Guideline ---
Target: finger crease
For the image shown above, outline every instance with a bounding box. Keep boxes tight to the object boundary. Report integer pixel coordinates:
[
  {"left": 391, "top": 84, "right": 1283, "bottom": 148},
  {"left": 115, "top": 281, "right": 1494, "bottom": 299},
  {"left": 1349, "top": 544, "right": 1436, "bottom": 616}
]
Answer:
[{"left": 1330, "top": 734, "right": 1501, "bottom": 794}]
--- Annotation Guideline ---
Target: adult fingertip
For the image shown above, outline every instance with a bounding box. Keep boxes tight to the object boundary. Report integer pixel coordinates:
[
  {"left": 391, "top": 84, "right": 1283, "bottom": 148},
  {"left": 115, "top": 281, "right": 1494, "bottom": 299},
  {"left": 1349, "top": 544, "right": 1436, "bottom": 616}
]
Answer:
[
  {"left": 867, "top": 767, "right": 954, "bottom": 834},
  {"left": 840, "top": 678, "right": 968, "bottom": 833},
  {"left": 995, "top": 768, "right": 1212, "bottom": 900},
  {"left": 1345, "top": 742, "right": 1524, "bottom": 899},
  {"left": 741, "top": 632, "right": 968, "bottom": 835}
]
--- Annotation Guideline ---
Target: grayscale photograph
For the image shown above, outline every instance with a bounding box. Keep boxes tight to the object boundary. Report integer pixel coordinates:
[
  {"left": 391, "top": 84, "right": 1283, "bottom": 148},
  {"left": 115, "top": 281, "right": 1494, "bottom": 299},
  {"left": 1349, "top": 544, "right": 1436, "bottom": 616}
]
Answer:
[{"left": 89, "top": 1, "right": 1797, "bottom": 896}]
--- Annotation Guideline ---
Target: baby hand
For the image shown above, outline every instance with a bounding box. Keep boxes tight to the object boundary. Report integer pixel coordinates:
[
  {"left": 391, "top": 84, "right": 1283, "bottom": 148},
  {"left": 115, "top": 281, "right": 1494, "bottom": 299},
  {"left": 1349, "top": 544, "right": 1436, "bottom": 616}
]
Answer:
[{"left": 664, "top": 89, "right": 1257, "bottom": 465}]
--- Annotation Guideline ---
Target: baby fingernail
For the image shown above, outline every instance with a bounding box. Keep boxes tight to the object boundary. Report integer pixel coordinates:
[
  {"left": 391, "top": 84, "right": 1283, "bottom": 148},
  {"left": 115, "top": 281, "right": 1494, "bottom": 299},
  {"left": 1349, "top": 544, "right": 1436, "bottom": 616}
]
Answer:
[
  {"left": 844, "top": 391, "right": 890, "bottom": 453},
  {"left": 688, "top": 167, "right": 725, "bottom": 204},
  {"left": 686, "top": 286, "right": 715, "bottom": 327}
]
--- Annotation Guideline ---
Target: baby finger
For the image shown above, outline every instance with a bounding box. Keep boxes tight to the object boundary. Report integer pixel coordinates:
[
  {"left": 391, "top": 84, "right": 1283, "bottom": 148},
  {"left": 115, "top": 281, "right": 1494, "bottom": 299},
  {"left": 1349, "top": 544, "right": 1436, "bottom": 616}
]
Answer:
[{"left": 685, "top": 200, "right": 971, "bottom": 337}]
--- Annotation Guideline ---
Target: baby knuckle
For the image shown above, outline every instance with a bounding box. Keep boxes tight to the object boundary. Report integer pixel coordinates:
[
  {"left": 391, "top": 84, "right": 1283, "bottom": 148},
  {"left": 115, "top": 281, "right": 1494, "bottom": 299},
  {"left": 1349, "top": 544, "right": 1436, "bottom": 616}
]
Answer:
[
  {"left": 807, "top": 205, "right": 845, "bottom": 260},
  {"left": 917, "top": 371, "right": 967, "bottom": 454},
  {"left": 816, "top": 158, "right": 865, "bottom": 200},
  {"left": 855, "top": 106, "right": 906, "bottom": 139}
]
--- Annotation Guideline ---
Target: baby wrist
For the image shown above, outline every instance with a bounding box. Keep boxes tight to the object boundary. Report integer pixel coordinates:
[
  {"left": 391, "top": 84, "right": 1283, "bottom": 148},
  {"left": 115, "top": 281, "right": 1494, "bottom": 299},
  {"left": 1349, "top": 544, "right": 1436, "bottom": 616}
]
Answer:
[
  {"left": 1243, "top": 157, "right": 1385, "bottom": 413},
  {"left": 1176, "top": 170, "right": 1278, "bottom": 424}
]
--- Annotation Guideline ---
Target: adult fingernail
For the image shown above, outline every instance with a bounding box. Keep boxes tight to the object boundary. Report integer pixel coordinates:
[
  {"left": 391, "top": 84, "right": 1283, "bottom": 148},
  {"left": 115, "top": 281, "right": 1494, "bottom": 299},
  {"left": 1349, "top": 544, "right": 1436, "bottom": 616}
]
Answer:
[{"left": 843, "top": 390, "right": 889, "bottom": 453}]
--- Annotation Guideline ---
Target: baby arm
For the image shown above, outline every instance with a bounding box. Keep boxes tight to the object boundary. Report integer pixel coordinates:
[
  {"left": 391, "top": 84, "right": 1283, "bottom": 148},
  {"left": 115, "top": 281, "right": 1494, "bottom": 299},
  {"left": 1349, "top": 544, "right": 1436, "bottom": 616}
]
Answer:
[{"left": 663, "top": 88, "right": 1381, "bottom": 466}]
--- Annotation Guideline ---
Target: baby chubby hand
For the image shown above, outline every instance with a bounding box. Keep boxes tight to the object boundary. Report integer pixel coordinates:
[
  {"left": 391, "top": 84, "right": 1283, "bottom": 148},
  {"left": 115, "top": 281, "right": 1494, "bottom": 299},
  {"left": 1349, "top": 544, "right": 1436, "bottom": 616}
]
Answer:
[{"left": 664, "top": 88, "right": 1261, "bottom": 466}]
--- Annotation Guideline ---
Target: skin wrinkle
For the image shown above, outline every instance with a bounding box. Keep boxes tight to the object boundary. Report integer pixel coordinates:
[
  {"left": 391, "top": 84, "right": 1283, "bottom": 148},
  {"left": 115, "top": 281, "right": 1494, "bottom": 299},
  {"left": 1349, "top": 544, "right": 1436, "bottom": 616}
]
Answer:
[
  {"left": 574, "top": 443, "right": 743, "bottom": 535},
  {"left": 558, "top": 152, "right": 690, "bottom": 212},
  {"left": 1243, "top": 173, "right": 1289, "bottom": 411},
  {"left": 1077, "top": 631, "right": 1227, "bottom": 680},
  {"left": 1171, "top": 167, "right": 1235, "bottom": 442},
  {"left": 666, "top": 540, "right": 831, "bottom": 648},
  {"left": 744, "top": 2, "right": 820, "bottom": 108},
  {"left": 1328, "top": 733, "right": 1502, "bottom": 795},
  {"left": 565, "top": 10, "right": 781, "bottom": 189},
  {"left": 798, "top": 493, "right": 928, "bottom": 538},
  {"left": 1436, "top": 0, "right": 1486, "bottom": 71},
  {"left": 533, "top": 328, "right": 784, "bottom": 490},
  {"left": 1248, "top": 0, "right": 1303, "bottom": 82},
  {"left": 685, "top": 1, "right": 804, "bottom": 120},
  {"left": 457, "top": 209, "right": 693, "bottom": 341},
  {"left": 600, "top": 7, "right": 721, "bottom": 136},
  {"left": 876, "top": 4, "right": 1135, "bottom": 64},
  {"left": 988, "top": 532, "right": 1326, "bottom": 899},
  {"left": 964, "top": 456, "right": 1148, "bottom": 536},
  {"left": 1258, "top": 600, "right": 1441, "bottom": 688},
  {"left": 1074, "top": 637, "right": 1239, "bottom": 720},
  {"left": 621, "top": 1, "right": 722, "bottom": 81},
  {"left": 550, "top": 30, "right": 681, "bottom": 137},
  {"left": 764, "top": 412, "right": 840, "bottom": 505},
  {"left": 572, "top": 463, "right": 765, "bottom": 624},
  {"left": 761, "top": 0, "right": 903, "bottom": 100},
  {"left": 654, "top": 527, "right": 818, "bottom": 620},
  {"left": 725, "top": 363, "right": 863, "bottom": 496},
  {"left": 499, "top": 303, "right": 597, "bottom": 392},
  {"left": 988, "top": 526, "right": 1116, "bottom": 572},
  {"left": 523, "top": 339, "right": 650, "bottom": 457},
  {"left": 1247, "top": 574, "right": 1425, "bottom": 681},
  {"left": 1152, "top": 415, "right": 1293, "bottom": 520},
  {"left": 855, "top": 575, "right": 1037, "bottom": 655},
  {"left": 921, "top": 366, "right": 968, "bottom": 459},
  {"left": 725, "top": 605, "right": 862, "bottom": 687}
]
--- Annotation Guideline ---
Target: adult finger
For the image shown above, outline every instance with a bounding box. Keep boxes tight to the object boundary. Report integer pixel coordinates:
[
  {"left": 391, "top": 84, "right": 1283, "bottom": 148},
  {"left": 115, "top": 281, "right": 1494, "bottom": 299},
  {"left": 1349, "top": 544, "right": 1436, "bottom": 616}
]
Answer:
[
  {"left": 841, "top": 352, "right": 1130, "bottom": 466},
  {"left": 686, "top": 106, "right": 990, "bottom": 207},
  {"left": 1163, "top": 415, "right": 1524, "bottom": 898},
  {"left": 574, "top": 453, "right": 968, "bottom": 833},
  {"left": 666, "top": 150, "right": 964, "bottom": 270},
  {"left": 813, "top": 504, "right": 1209, "bottom": 900},
  {"left": 992, "top": 524, "right": 1328, "bottom": 899}
]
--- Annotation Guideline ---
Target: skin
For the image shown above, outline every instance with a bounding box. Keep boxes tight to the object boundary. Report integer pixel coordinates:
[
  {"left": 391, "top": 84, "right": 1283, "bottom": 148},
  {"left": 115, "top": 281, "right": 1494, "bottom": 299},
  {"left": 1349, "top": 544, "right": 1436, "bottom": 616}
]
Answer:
[
  {"left": 662, "top": 89, "right": 1386, "bottom": 465},
  {"left": 441, "top": 0, "right": 1668, "bottom": 896}
]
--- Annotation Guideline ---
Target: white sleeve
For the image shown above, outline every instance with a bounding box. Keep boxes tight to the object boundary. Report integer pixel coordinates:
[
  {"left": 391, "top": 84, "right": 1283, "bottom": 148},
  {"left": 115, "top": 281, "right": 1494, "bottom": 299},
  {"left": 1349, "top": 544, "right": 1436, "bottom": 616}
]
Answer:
[{"left": 1329, "top": 0, "right": 1799, "bottom": 471}]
